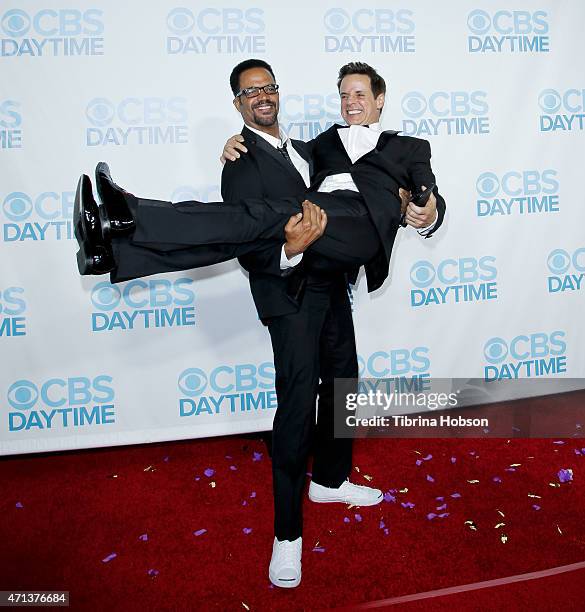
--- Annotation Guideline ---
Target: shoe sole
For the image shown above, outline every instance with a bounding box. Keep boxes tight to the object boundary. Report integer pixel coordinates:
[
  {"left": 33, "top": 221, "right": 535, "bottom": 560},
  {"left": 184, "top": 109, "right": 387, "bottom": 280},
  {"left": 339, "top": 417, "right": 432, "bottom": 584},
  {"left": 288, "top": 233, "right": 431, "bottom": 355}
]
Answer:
[
  {"left": 308, "top": 492, "right": 383, "bottom": 506},
  {"left": 269, "top": 571, "right": 301, "bottom": 588}
]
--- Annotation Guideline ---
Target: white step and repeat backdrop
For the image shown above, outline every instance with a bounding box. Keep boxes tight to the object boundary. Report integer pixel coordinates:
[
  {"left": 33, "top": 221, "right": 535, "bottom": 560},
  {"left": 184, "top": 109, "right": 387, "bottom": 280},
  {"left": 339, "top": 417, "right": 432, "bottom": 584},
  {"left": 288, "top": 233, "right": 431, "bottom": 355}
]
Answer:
[{"left": 1, "top": 1, "right": 584, "bottom": 455}]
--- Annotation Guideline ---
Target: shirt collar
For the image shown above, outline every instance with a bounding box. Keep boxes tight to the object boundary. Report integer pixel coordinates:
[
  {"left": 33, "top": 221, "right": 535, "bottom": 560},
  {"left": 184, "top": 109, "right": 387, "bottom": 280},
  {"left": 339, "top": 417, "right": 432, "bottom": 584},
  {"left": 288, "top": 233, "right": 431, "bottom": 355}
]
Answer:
[{"left": 246, "top": 124, "right": 288, "bottom": 148}]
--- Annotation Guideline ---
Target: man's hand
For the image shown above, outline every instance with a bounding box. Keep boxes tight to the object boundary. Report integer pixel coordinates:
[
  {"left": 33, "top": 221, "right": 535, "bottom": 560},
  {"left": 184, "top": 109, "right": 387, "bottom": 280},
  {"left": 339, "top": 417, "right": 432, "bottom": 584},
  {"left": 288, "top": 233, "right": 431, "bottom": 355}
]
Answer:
[
  {"left": 220, "top": 134, "right": 248, "bottom": 164},
  {"left": 399, "top": 187, "right": 411, "bottom": 215},
  {"left": 283, "top": 200, "right": 327, "bottom": 260},
  {"left": 405, "top": 185, "right": 437, "bottom": 229}
]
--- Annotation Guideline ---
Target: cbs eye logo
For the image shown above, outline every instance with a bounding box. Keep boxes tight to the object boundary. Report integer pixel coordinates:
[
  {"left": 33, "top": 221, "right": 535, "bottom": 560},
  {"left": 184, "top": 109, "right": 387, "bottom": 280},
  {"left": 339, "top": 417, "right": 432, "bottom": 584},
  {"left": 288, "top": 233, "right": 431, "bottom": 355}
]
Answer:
[
  {"left": 85, "top": 98, "right": 115, "bottom": 127},
  {"left": 410, "top": 261, "right": 435, "bottom": 288},
  {"left": 7, "top": 380, "right": 38, "bottom": 410},
  {"left": 323, "top": 8, "right": 351, "bottom": 34},
  {"left": 91, "top": 282, "right": 122, "bottom": 311},
  {"left": 178, "top": 368, "right": 208, "bottom": 397},
  {"left": 401, "top": 92, "right": 427, "bottom": 118},
  {"left": 167, "top": 8, "right": 195, "bottom": 34},
  {"left": 538, "top": 89, "right": 561, "bottom": 114},
  {"left": 483, "top": 338, "right": 508, "bottom": 364},
  {"left": 1, "top": 9, "right": 30, "bottom": 37},
  {"left": 2, "top": 192, "right": 32, "bottom": 222}
]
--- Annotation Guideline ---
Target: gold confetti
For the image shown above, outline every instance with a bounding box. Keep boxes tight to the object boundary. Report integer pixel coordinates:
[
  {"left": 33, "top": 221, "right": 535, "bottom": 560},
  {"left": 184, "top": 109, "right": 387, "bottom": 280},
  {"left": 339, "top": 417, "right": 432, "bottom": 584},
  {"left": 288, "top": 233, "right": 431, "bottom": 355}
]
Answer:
[
  {"left": 363, "top": 474, "right": 373, "bottom": 481},
  {"left": 143, "top": 465, "right": 156, "bottom": 472},
  {"left": 501, "top": 534, "right": 508, "bottom": 544},
  {"left": 509, "top": 463, "right": 522, "bottom": 467},
  {"left": 210, "top": 481, "right": 216, "bottom": 488},
  {"left": 495, "top": 522, "right": 506, "bottom": 529},
  {"left": 414, "top": 450, "right": 422, "bottom": 455},
  {"left": 314, "top": 540, "right": 320, "bottom": 548},
  {"left": 496, "top": 509, "right": 505, "bottom": 517},
  {"left": 242, "top": 603, "right": 250, "bottom": 610},
  {"left": 347, "top": 504, "right": 356, "bottom": 510},
  {"left": 354, "top": 466, "right": 361, "bottom": 473},
  {"left": 467, "top": 479, "right": 480, "bottom": 484},
  {"left": 527, "top": 493, "right": 541, "bottom": 499},
  {"left": 399, "top": 487, "right": 409, "bottom": 494},
  {"left": 108, "top": 474, "right": 118, "bottom": 479},
  {"left": 557, "top": 525, "right": 563, "bottom": 535},
  {"left": 548, "top": 482, "right": 561, "bottom": 488},
  {"left": 464, "top": 520, "right": 478, "bottom": 531}
]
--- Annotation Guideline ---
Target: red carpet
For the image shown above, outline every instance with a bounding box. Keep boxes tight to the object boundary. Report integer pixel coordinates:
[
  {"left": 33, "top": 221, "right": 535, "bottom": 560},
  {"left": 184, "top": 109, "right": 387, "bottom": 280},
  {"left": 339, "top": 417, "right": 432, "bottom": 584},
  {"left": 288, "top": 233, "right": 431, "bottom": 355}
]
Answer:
[{"left": 1, "top": 406, "right": 584, "bottom": 610}]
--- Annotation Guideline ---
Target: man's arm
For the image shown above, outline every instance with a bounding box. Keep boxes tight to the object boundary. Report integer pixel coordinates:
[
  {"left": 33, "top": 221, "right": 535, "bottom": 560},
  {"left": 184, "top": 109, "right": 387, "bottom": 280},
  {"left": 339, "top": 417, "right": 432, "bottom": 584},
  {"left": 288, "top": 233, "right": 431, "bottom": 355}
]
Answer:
[
  {"left": 221, "top": 154, "right": 325, "bottom": 276},
  {"left": 405, "top": 139, "right": 446, "bottom": 237}
]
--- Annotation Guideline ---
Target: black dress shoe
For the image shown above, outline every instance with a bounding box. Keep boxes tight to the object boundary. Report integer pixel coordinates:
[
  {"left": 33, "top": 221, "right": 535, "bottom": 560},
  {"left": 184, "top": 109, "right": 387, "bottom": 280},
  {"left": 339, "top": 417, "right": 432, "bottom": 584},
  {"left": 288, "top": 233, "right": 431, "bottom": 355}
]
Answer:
[
  {"left": 74, "top": 174, "right": 115, "bottom": 275},
  {"left": 95, "top": 161, "right": 136, "bottom": 236}
]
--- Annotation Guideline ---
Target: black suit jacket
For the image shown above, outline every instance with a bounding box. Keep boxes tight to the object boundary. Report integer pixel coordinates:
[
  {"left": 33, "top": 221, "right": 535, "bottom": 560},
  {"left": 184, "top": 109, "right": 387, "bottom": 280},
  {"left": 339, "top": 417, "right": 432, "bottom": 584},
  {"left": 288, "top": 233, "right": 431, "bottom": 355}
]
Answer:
[
  {"left": 221, "top": 126, "right": 312, "bottom": 320},
  {"left": 308, "top": 125, "right": 446, "bottom": 291}
]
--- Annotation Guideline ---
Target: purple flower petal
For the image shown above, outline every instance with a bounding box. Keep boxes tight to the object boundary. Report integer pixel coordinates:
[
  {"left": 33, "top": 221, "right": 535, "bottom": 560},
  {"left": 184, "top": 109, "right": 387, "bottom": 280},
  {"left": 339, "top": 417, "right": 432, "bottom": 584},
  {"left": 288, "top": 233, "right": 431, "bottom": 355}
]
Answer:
[
  {"left": 436, "top": 496, "right": 444, "bottom": 501},
  {"left": 505, "top": 467, "right": 516, "bottom": 472},
  {"left": 450, "top": 457, "right": 457, "bottom": 463},
  {"left": 225, "top": 455, "right": 232, "bottom": 459},
  {"left": 427, "top": 512, "right": 437, "bottom": 520},
  {"left": 343, "top": 517, "right": 350, "bottom": 524},
  {"left": 252, "top": 452, "right": 263, "bottom": 462},
  {"left": 383, "top": 528, "right": 389, "bottom": 535},
  {"left": 194, "top": 476, "right": 200, "bottom": 481},
  {"left": 379, "top": 520, "right": 385, "bottom": 529},
  {"left": 436, "top": 503, "right": 447, "bottom": 511},
  {"left": 229, "top": 465, "right": 237, "bottom": 471},
  {"left": 423, "top": 454, "right": 433, "bottom": 461},
  {"left": 426, "top": 474, "right": 435, "bottom": 482},
  {"left": 15, "top": 502, "right": 23, "bottom": 508},
  {"left": 102, "top": 553, "right": 117, "bottom": 563},
  {"left": 313, "top": 547, "right": 326, "bottom": 553},
  {"left": 193, "top": 529, "right": 207, "bottom": 537},
  {"left": 147, "top": 569, "right": 159, "bottom": 577},
  {"left": 250, "top": 491, "right": 256, "bottom": 498},
  {"left": 242, "top": 500, "right": 248, "bottom": 506},
  {"left": 438, "top": 512, "right": 450, "bottom": 518},
  {"left": 355, "top": 513, "right": 363, "bottom": 522},
  {"left": 204, "top": 468, "right": 215, "bottom": 478},
  {"left": 451, "top": 492, "right": 462, "bottom": 498},
  {"left": 558, "top": 468, "right": 573, "bottom": 483},
  {"left": 553, "top": 440, "right": 565, "bottom": 445},
  {"left": 138, "top": 534, "right": 148, "bottom": 541},
  {"left": 532, "top": 504, "right": 541, "bottom": 511},
  {"left": 493, "top": 476, "right": 502, "bottom": 483},
  {"left": 383, "top": 492, "right": 396, "bottom": 503},
  {"left": 242, "top": 528, "right": 252, "bottom": 535},
  {"left": 401, "top": 502, "right": 415, "bottom": 509},
  {"left": 415, "top": 459, "right": 422, "bottom": 466},
  {"left": 163, "top": 456, "right": 169, "bottom": 462}
]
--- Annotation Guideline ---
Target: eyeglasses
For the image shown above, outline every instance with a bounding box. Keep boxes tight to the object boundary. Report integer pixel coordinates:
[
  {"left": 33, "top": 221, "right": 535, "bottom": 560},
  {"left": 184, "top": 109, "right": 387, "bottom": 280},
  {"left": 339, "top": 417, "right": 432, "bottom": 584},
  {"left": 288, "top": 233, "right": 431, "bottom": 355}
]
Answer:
[{"left": 235, "top": 84, "right": 279, "bottom": 99}]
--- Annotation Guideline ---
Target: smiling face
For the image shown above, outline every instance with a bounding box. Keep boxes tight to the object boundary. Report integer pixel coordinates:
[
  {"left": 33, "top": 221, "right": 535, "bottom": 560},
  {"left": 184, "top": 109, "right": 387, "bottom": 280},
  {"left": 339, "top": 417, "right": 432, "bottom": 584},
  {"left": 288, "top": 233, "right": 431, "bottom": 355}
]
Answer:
[
  {"left": 233, "top": 67, "right": 279, "bottom": 134},
  {"left": 339, "top": 73, "right": 385, "bottom": 126}
]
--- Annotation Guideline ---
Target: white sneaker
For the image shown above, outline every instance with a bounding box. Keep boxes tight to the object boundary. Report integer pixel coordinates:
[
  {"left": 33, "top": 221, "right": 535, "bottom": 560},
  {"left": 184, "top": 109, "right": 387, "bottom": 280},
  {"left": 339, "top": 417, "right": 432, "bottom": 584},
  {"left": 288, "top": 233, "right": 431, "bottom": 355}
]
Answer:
[
  {"left": 308, "top": 479, "right": 383, "bottom": 506},
  {"left": 268, "top": 536, "right": 302, "bottom": 588}
]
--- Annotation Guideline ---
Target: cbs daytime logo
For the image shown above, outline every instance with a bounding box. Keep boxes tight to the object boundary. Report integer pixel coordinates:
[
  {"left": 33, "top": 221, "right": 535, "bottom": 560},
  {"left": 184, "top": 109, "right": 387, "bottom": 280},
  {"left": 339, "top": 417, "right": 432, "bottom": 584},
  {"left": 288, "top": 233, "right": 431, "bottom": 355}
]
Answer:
[
  {"left": 0, "top": 8, "right": 104, "bottom": 57},
  {"left": 475, "top": 170, "right": 559, "bottom": 217},
  {"left": 178, "top": 362, "right": 275, "bottom": 418},
  {"left": 483, "top": 331, "right": 566, "bottom": 382},
  {"left": 171, "top": 185, "right": 220, "bottom": 203},
  {"left": 538, "top": 89, "right": 585, "bottom": 132},
  {"left": 90, "top": 278, "right": 195, "bottom": 332},
  {"left": 401, "top": 90, "right": 489, "bottom": 136},
  {"left": 466, "top": 9, "right": 549, "bottom": 53},
  {"left": 0, "top": 287, "right": 26, "bottom": 337},
  {"left": 2, "top": 190, "right": 74, "bottom": 242},
  {"left": 279, "top": 93, "right": 343, "bottom": 141},
  {"left": 85, "top": 97, "right": 189, "bottom": 147},
  {"left": 357, "top": 346, "right": 431, "bottom": 393},
  {"left": 323, "top": 8, "right": 415, "bottom": 53},
  {"left": 546, "top": 248, "right": 585, "bottom": 294},
  {"left": 166, "top": 7, "right": 265, "bottom": 55},
  {"left": 0, "top": 100, "right": 22, "bottom": 149},
  {"left": 409, "top": 256, "right": 498, "bottom": 307},
  {"left": 6, "top": 375, "right": 115, "bottom": 432}
]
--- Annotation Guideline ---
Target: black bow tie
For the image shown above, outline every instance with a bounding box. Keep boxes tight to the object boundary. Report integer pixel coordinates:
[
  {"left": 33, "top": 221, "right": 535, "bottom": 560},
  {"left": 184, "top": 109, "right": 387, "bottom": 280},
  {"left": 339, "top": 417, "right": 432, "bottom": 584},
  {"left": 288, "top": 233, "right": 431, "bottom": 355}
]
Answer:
[{"left": 339, "top": 124, "right": 370, "bottom": 128}]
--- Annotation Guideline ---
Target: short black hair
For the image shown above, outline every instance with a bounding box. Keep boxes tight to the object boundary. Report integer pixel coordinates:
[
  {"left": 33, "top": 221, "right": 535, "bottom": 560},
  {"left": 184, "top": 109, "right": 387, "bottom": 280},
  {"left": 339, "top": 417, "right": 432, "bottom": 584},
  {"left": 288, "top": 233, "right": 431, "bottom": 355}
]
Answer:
[
  {"left": 229, "top": 59, "right": 276, "bottom": 97},
  {"left": 337, "top": 62, "right": 386, "bottom": 98}
]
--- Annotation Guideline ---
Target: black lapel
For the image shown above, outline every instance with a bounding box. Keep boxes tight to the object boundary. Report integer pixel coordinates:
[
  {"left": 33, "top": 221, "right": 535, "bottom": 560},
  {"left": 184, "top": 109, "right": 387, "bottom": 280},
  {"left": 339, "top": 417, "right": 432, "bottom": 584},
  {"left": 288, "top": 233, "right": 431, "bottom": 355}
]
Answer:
[
  {"left": 289, "top": 139, "right": 310, "bottom": 163},
  {"left": 241, "top": 125, "right": 305, "bottom": 183}
]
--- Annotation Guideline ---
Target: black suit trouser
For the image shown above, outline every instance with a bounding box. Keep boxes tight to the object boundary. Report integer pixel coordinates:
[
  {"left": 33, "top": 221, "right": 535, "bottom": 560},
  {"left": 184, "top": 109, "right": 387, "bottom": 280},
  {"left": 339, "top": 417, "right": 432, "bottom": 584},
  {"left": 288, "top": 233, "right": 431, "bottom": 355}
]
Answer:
[{"left": 267, "top": 274, "right": 356, "bottom": 541}]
